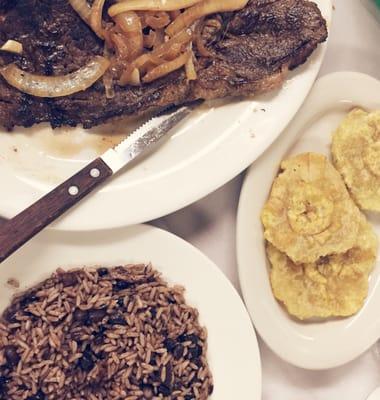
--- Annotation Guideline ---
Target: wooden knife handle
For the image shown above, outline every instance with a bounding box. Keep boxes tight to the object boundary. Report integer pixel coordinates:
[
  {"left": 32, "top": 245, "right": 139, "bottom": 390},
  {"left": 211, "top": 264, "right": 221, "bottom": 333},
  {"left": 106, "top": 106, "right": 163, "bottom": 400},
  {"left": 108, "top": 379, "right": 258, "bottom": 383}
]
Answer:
[{"left": 0, "top": 157, "right": 113, "bottom": 263}]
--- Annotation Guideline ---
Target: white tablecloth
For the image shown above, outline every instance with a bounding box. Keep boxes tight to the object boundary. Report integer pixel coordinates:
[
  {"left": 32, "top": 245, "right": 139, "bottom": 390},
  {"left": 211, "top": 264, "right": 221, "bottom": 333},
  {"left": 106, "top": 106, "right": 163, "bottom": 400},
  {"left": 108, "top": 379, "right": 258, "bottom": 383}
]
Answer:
[{"left": 154, "top": 1, "right": 380, "bottom": 399}]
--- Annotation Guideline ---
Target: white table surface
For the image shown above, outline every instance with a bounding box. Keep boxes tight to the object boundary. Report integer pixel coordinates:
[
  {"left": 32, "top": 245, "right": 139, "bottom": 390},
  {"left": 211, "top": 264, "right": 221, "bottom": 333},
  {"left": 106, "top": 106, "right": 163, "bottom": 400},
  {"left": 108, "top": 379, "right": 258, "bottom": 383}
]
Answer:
[
  {"left": 154, "top": 1, "right": 380, "bottom": 399},
  {"left": 0, "top": 1, "right": 378, "bottom": 399}
]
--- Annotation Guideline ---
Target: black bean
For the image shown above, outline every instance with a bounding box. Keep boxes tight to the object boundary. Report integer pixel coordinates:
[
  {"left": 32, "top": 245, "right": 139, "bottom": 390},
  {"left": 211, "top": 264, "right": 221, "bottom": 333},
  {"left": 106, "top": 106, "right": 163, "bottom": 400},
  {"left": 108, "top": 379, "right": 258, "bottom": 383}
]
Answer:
[
  {"left": 0, "top": 376, "right": 9, "bottom": 393},
  {"left": 141, "top": 383, "right": 154, "bottom": 399},
  {"left": 184, "top": 395, "right": 194, "bottom": 400},
  {"left": 150, "top": 307, "right": 157, "bottom": 319},
  {"left": 113, "top": 280, "right": 133, "bottom": 291},
  {"left": 93, "top": 326, "right": 107, "bottom": 345},
  {"left": 4, "top": 346, "right": 20, "bottom": 367},
  {"left": 137, "top": 307, "right": 148, "bottom": 315},
  {"left": 192, "top": 358, "right": 202, "bottom": 368},
  {"left": 95, "top": 326, "right": 107, "bottom": 336},
  {"left": 163, "top": 338, "right": 176, "bottom": 352},
  {"left": 188, "top": 345, "right": 202, "bottom": 360},
  {"left": 93, "top": 336, "right": 103, "bottom": 346},
  {"left": 0, "top": 377, "right": 8, "bottom": 386},
  {"left": 26, "top": 389, "right": 46, "bottom": 400},
  {"left": 164, "top": 362, "right": 173, "bottom": 387},
  {"left": 24, "top": 311, "right": 38, "bottom": 322},
  {"left": 117, "top": 298, "right": 125, "bottom": 307},
  {"left": 178, "top": 334, "right": 199, "bottom": 344},
  {"left": 78, "top": 354, "right": 94, "bottom": 372},
  {"left": 97, "top": 268, "right": 109, "bottom": 277},
  {"left": 149, "top": 370, "right": 161, "bottom": 382},
  {"left": 173, "top": 344, "right": 184, "bottom": 360},
  {"left": 108, "top": 315, "right": 126, "bottom": 326},
  {"left": 187, "top": 334, "right": 200, "bottom": 344},
  {"left": 158, "top": 384, "right": 171, "bottom": 396},
  {"left": 149, "top": 353, "right": 157, "bottom": 366},
  {"left": 177, "top": 333, "right": 189, "bottom": 343},
  {"left": 88, "top": 308, "right": 107, "bottom": 323},
  {"left": 78, "top": 348, "right": 95, "bottom": 372},
  {"left": 129, "top": 376, "right": 140, "bottom": 386},
  {"left": 84, "top": 344, "right": 95, "bottom": 355},
  {"left": 208, "top": 384, "right": 214, "bottom": 395},
  {"left": 60, "top": 272, "right": 77, "bottom": 287},
  {"left": 3, "top": 308, "right": 17, "bottom": 323},
  {"left": 20, "top": 294, "right": 38, "bottom": 308},
  {"left": 73, "top": 309, "right": 89, "bottom": 324},
  {"left": 95, "top": 351, "right": 106, "bottom": 360},
  {"left": 88, "top": 381, "right": 101, "bottom": 391}
]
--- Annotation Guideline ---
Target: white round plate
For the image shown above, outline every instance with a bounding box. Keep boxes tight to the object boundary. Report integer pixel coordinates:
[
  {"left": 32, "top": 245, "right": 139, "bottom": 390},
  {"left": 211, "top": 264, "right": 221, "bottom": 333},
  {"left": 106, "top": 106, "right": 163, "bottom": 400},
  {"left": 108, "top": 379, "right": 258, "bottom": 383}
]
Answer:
[
  {"left": 237, "top": 72, "right": 380, "bottom": 370},
  {"left": 367, "top": 387, "right": 380, "bottom": 400},
  {"left": 0, "top": 224, "right": 261, "bottom": 399},
  {"left": 0, "top": 1, "right": 331, "bottom": 231}
]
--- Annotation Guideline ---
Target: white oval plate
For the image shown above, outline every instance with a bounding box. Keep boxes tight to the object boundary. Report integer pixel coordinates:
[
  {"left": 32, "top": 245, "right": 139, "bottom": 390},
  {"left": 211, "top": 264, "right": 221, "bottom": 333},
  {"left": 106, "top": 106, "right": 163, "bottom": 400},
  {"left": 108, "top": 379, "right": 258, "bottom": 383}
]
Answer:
[
  {"left": 0, "top": 224, "right": 261, "bottom": 399},
  {"left": 0, "top": 0, "right": 331, "bottom": 231},
  {"left": 237, "top": 72, "right": 380, "bottom": 370}
]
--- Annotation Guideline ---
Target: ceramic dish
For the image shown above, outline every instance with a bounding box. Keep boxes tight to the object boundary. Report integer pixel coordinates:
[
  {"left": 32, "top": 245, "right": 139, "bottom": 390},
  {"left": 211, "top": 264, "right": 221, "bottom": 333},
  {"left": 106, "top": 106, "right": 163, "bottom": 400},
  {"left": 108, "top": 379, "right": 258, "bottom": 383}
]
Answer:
[
  {"left": 0, "top": 0, "right": 332, "bottom": 231},
  {"left": 237, "top": 72, "right": 380, "bottom": 370},
  {"left": 0, "top": 224, "right": 261, "bottom": 399}
]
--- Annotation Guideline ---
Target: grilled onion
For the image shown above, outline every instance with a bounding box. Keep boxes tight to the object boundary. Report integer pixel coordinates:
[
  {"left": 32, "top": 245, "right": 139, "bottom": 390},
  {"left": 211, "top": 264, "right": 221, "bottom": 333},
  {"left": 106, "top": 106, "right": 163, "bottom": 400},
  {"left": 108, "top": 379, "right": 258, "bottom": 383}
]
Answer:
[
  {"left": 0, "top": 40, "right": 23, "bottom": 55},
  {"left": 0, "top": 56, "right": 110, "bottom": 98},
  {"left": 119, "top": 28, "right": 192, "bottom": 85},
  {"left": 143, "top": 51, "right": 190, "bottom": 83},
  {"left": 69, "top": 0, "right": 92, "bottom": 24},
  {"left": 144, "top": 11, "right": 171, "bottom": 29},
  {"left": 68, "top": 0, "right": 250, "bottom": 86},
  {"left": 185, "top": 49, "right": 197, "bottom": 80},
  {"left": 169, "top": 10, "right": 181, "bottom": 19},
  {"left": 119, "top": 53, "right": 163, "bottom": 85},
  {"left": 103, "top": 45, "right": 116, "bottom": 98},
  {"left": 114, "top": 12, "right": 144, "bottom": 59},
  {"left": 166, "top": 0, "right": 249, "bottom": 36},
  {"left": 90, "top": 0, "right": 107, "bottom": 38},
  {"left": 150, "top": 29, "right": 192, "bottom": 58},
  {"left": 109, "top": 0, "right": 203, "bottom": 16},
  {"left": 124, "top": 68, "right": 141, "bottom": 85},
  {"left": 194, "top": 18, "right": 214, "bottom": 57},
  {"left": 111, "top": 32, "right": 130, "bottom": 59},
  {"left": 143, "top": 30, "right": 157, "bottom": 48}
]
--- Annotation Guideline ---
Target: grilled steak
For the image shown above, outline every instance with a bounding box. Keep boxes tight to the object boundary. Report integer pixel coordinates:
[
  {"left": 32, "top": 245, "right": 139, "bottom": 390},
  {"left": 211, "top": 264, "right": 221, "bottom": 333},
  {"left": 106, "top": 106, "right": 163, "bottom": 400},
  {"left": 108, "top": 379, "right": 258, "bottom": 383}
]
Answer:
[{"left": 0, "top": 0, "right": 327, "bottom": 130}]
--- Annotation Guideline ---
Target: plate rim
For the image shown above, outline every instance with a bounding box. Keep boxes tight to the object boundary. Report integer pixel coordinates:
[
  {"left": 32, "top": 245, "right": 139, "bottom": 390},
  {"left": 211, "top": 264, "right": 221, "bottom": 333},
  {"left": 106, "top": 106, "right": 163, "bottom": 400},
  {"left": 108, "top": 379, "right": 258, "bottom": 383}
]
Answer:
[
  {"left": 1, "top": 223, "right": 262, "bottom": 398},
  {"left": 236, "top": 71, "right": 380, "bottom": 370},
  {"left": 0, "top": 0, "right": 332, "bottom": 231}
]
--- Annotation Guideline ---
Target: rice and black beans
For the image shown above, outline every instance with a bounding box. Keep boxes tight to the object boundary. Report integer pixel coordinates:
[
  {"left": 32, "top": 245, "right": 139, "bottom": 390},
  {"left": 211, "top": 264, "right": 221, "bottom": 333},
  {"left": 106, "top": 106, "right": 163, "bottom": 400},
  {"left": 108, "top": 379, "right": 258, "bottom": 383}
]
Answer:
[{"left": 0, "top": 264, "right": 213, "bottom": 399}]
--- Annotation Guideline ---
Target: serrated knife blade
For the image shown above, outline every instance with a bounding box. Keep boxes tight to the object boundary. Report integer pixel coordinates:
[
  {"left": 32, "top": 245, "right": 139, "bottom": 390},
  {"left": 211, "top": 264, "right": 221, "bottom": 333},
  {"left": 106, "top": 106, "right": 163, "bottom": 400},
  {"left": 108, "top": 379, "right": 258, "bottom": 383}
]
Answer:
[
  {"left": 0, "top": 102, "right": 200, "bottom": 263},
  {"left": 101, "top": 103, "right": 195, "bottom": 173}
]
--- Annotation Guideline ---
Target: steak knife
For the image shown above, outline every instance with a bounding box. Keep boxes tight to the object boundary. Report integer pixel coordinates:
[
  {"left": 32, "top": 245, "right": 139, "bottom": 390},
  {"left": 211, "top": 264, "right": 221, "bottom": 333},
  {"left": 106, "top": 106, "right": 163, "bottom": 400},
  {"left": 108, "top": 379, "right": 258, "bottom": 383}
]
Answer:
[{"left": 0, "top": 102, "right": 199, "bottom": 263}]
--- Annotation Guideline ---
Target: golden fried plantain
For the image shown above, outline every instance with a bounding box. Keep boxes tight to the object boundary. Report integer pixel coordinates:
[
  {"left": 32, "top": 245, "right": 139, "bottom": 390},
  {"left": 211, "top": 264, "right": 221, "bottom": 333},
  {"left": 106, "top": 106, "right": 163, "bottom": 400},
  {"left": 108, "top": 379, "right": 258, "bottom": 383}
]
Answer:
[
  {"left": 261, "top": 153, "right": 362, "bottom": 264},
  {"left": 332, "top": 108, "right": 380, "bottom": 212},
  {"left": 267, "top": 217, "right": 378, "bottom": 320}
]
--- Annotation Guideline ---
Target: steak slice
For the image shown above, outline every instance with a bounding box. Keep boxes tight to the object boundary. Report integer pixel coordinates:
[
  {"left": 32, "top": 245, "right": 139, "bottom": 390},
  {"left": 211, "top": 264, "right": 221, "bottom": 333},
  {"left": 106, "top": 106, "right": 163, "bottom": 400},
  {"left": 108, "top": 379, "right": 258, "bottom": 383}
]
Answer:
[{"left": 0, "top": 0, "right": 327, "bottom": 130}]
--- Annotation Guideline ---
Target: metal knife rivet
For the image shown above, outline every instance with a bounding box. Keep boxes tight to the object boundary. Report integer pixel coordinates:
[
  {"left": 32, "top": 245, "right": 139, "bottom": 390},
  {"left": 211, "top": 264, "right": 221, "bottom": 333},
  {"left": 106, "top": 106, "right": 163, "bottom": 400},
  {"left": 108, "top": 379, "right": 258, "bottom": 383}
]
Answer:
[
  {"left": 68, "top": 185, "right": 79, "bottom": 196},
  {"left": 90, "top": 168, "right": 100, "bottom": 178}
]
